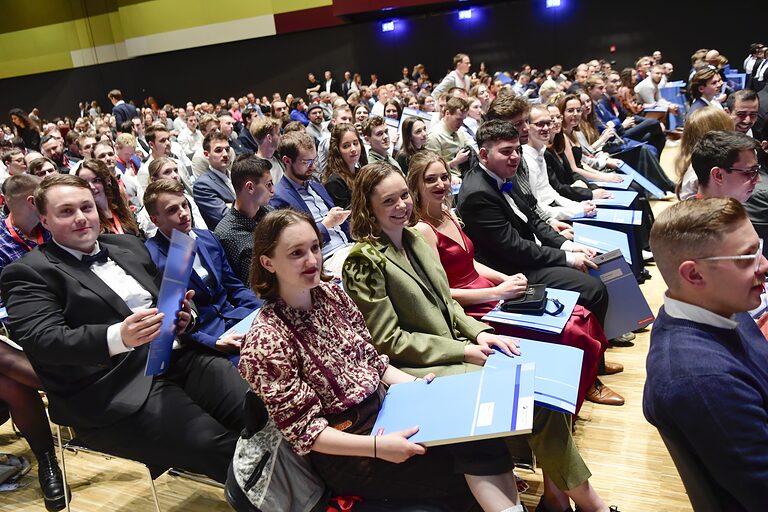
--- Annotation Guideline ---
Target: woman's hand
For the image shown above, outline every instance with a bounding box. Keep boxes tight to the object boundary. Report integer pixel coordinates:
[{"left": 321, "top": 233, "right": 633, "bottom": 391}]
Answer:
[
  {"left": 375, "top": 426, "right": 426, "bottom": 463},
  {"left": 599, "top": 172, "right": 623, "bottom": 183},
  {"left": 464, "top": 344, "right": 494, "bottom": 365},
  {"left": 493, "top": 274, "right": 528, "bottom": 300},
  {"left": 606, "top": 158, "right": 623, "bottom": 170},
  {"left": 591, "top": 188, "right": 614, "bottom": 199},
  {"left": 476, "top": 332, "right": 521, "bottom": 357}
]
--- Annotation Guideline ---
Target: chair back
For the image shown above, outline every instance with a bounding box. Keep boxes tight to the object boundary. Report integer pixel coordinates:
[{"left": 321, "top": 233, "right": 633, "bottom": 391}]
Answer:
[{"left": 659, "top": 431, "right": 728, "bottom": 511}]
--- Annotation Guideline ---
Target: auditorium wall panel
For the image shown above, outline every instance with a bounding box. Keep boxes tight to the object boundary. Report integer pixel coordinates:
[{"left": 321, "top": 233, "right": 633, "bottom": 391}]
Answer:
[{"left": 0, "top": 0, "right": 762, "bottom": 119}]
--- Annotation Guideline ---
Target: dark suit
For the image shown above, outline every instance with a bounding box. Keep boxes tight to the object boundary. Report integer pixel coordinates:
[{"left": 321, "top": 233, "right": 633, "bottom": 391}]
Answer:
[
  {"left": 754, "top": 88, "right": 768, "bottom": 137},
  {"left": 341, "top": 80, "right": 354, "bottom": 98},
  {"left": 238, "top": 124, "right": 258, "bottom": 154},
  {"left": 145, "top": 229, "right": 262, "bottom": 364},
  {"left": 0, "top": 234, "right": 248, "bottom": 483},
  {"left": 324, "top": 79, "right": 342, "bottom": 96},
  {"left": 269, "top": 177, "right": 351, "bottom": 243},
  {"left": 456, "top": 165, "right": 608, "bottom": 324},
  {"left": 596, "top": 95, "right": 665, "bottom": 156},
  {"left": 544, "top": 149, "right": 593, "bottom": 201},
  {"left": 193, "top": 168, "right": 236, "bottom": 229},
  {"left": 112, "top": 101, "right": 138, "bottom": 127}
]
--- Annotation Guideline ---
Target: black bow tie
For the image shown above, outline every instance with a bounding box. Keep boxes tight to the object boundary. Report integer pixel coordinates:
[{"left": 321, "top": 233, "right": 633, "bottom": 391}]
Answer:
[{"left": 81, "top": 247, "right": 109, "bottom": 265}]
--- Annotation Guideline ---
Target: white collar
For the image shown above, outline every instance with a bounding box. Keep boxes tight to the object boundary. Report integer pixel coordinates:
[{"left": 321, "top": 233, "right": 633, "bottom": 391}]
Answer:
[
  {"left": 479, "top": 163, "right": 504, "bottom": 187},
  {"left": 663, "top": 292, "right": 739, "bottom": 330},
  {"left": 54, "top": 239, "right": 102, "bottom": 261},
  {"left": 522, "top": 143, "right": 546, "bottom": 159}
]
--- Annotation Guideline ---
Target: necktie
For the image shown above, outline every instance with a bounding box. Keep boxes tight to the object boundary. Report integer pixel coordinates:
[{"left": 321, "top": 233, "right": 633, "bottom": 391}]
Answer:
[{"left": 81, "top": 246, "right": 109, "bottom": 265}]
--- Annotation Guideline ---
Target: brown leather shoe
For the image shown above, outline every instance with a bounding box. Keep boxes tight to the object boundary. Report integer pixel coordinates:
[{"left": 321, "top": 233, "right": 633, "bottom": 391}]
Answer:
[
  {"left": 586, "top": 379, "right": 625, "bottom": 406},
  {"left": 599, "top": 361, "right": 624, "bottom": 375}
]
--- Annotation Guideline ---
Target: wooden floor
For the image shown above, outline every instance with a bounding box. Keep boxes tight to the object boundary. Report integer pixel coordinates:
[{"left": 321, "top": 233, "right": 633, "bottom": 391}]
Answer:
[{"left": 0, "top": 147, "right": 693, "bottom": 512}]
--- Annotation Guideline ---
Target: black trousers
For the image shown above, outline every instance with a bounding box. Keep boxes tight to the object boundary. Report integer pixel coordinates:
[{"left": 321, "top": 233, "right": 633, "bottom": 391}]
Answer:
[
  {"left": 524, "top": 265, "right": 609, "bottom": 326},
  {"left": 77, "top": 347, "right": 248, "bottom": 483}
]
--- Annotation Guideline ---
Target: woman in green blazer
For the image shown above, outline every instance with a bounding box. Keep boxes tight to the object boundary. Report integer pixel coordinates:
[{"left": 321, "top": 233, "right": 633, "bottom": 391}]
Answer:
[{"left": 342, "top": 161, "right": 614, "bottom": 512}]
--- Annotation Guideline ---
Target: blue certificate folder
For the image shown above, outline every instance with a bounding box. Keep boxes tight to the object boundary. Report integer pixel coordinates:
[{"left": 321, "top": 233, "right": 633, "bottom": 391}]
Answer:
[
  {"left": 371, "top": 353, "right": 535, "bottom": 447},
  {"left": 618, "top": 163, "right": 665, "bottom": 199},
  {"left": 502, "top": 338, "right": 584, "bottom": 414},
  {"left": 224, "top": 309, "right": 261, "bottom": 336},
  {"left": 573, "top": 223, "right": 632, "bottom": 264},
  {"left": 588, "top": 249, "right": 655, "bottom": 340},
  {"left": 573, "top": 208, "right": 642, "bottom": 225},
  {"left": 588, "top": 173, "right": 633, "bottom": 189},
  {"left": 590, "top": 190, "right": 638, "bottom": 208},
  {"left": 145, "top": 230, "right": 197, "bottom": 376},
  {"left": 482, "top": 288, "right": 578, "bottom": 334}
]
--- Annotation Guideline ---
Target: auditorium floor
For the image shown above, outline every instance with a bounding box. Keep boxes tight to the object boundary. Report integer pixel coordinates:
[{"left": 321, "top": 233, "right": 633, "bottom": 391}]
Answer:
[{"left": 0, "top": 147, "right": 693, "bottom": 512}]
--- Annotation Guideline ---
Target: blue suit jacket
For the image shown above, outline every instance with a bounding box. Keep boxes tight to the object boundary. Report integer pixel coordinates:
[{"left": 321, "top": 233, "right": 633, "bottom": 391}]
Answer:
[
  {"left": 112, "top": 102, "right": 138, "bottom": 127},
  {"left": 145, "top": 229, "right": 262, "bottom": 364},
  {"left": 193, "top": 169, "right": 236, "bottom": 229},
  {"left": 269, "top": 177, "right": 351, "bottom": 243},
  {"left": 595, "top": 96, "right": 627, "bottom": 135},
  {"left": 238, "top": 125, "right": 258, "bottom": 154}
]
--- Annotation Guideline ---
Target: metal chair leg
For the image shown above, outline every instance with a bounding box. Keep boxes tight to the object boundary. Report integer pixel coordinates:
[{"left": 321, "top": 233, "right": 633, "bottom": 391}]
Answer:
[
  {"left": 55, "top": 425, "right": 71, "bottom": 512},
  {"left": 144, "top": 465, "right": 161, "bottom": 512}
]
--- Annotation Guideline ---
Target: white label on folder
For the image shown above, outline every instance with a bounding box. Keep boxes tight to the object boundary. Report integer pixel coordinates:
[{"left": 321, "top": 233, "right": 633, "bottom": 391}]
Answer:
[
  {"left": 516, "top": 396, "right": 535, "bottom": 430},
  {"left": 476, "top": 402, "right": 495, "bottom": 427},
  {"left": 599, "top": 268, "right": 624, "bottom": 284}
]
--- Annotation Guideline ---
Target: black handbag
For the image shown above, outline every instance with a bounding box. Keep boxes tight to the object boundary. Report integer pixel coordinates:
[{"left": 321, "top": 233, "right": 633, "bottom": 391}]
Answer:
[{"left": 500, "top": 285, "right": 548, "bottom": 315}]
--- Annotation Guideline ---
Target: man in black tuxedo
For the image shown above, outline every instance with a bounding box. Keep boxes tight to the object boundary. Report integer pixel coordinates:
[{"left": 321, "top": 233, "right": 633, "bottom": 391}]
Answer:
[
  {"left": 0, "top": 174, "right": 249, "bottom": 484},
  {"left": 456, "top": 120, "right": 609, "bottom": 325}
]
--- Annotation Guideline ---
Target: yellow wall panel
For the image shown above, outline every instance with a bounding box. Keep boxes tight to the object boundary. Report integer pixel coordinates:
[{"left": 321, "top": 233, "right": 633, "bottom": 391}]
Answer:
[
  {"left": 115, "top": 0, "right": 274, "bottom": 39},
  {"left": 0, "top": 52, "right": 74, "bottom": 80},
  {"left": 270, "top": 0, "right": 332, "bottom": 15}
]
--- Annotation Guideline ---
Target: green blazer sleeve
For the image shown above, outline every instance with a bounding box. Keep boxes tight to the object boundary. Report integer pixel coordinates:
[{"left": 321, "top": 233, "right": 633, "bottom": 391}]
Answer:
[{"left": 343, "top": 242, "right": 468, "bottom": 369}]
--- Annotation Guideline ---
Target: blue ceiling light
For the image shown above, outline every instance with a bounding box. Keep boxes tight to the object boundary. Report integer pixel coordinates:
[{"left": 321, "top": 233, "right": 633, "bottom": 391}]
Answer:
[
  {"left": 458, "top": 8, "right": 472, "bottom": 20},
  {"left": 546, "top": 0, "right": 561, "bottom": 7},
  {"left": 381, "top": 20, "right": 395, "bottom": 32}
]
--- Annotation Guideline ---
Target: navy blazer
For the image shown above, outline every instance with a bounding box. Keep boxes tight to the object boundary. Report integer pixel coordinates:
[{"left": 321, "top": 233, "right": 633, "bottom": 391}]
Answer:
[
  {"left": 193, "top": 169, "right": 236, "bottom": 229},
  {"left": 238, "top": 125, "right": 258, "bottom": 154},
  {"left": 112, "top": 102, "right": 138, "bottom": 128},
  {"left": 269, "top": 177, "right": 351, "bottom": 243},
  {"left": 145, "top": 229, "right": 261, "bottom": 364},
  {"left": 686, "top": 98, "right": 711, "bottom": 118},
  {"left": 595, "top": 96, "right": 627, "bottom": 135}
]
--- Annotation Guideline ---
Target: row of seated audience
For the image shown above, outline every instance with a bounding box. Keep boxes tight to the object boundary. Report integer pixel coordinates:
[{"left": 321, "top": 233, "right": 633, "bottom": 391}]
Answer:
[{"left": 0, "top": 45, "right": 766, "bottom": 511}]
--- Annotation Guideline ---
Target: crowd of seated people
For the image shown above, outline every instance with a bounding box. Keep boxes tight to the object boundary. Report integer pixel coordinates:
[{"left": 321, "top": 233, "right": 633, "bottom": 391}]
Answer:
[{"left": 0, "top": 42, "right": 767, "bottom": 511}]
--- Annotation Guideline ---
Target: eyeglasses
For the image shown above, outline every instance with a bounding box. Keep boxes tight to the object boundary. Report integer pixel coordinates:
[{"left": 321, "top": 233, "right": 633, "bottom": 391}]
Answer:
[
  {"left": 697, "top": 239, "right": 764, "bottom": 273},
  {"left": 531, "top": 121, "right": 552, "bottom": 128},
  {"left": 298, "top": 158, "right": 316, "bottom": 167},
  {"left": 724, "top": 165, "right": 762, "bottom": 181}
]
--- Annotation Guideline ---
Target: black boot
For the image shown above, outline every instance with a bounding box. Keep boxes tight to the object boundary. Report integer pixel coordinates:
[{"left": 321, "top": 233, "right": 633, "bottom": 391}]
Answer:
[{"left": 36, "top": 450, "right": 70, "bottom": 511}]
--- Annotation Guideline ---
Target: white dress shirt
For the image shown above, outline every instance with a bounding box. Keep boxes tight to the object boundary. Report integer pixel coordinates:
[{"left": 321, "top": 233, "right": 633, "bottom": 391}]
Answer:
[
  {"left": 522, "top": 144, "right": 583, "bottom": 220},
  {"left": 56, "top": 241, "right": 151, "bottom": 356},
  {"left": 663, "top": 293, "right": 738, "bottom": 330}
]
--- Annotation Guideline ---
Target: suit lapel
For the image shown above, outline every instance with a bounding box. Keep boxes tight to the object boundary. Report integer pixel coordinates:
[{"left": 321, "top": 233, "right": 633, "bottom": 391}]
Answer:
[
  {"left": 44, "top": 242, "right": 138, "bottom": 319},
  {"left": 377, "top": 232, "right": 437, "bottom": 302},
  {"left": 194, "top": 232, "right": 219, "bottom": 289},
  {"left": 209, "top": 169, "right": 234, "bottom": 202}
]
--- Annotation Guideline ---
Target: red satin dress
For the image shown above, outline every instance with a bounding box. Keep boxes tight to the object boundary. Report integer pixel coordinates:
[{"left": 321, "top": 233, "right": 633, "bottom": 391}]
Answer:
[{"left": 425, "top": 218, "right": 608, "bottom": 414}]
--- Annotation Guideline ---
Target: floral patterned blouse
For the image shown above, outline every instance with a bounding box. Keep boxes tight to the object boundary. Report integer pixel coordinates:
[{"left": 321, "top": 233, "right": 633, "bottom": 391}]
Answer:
[{"left": 238, "top": 282, "right": 389, "bottom": 455}]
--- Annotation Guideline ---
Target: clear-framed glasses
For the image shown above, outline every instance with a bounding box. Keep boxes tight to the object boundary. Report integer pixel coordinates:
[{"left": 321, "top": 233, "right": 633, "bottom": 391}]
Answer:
[
  {"left": 299, "top": 158, "right": 316, "bottom": 167},
  {"left": 696, "top": 239, "right": 764, "bottom": 273},
  {"left": 724, "top": 165, "right": 762, "bottom": 182}
]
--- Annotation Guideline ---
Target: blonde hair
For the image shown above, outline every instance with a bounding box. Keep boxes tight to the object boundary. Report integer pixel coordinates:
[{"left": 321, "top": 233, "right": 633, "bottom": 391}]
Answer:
[
  {"left": 406, "top": 151, "right": 453, "bottom": 221},
  {"left": 674, "top": 107, "right": 734, "bottom": 191},
  {"left": 651, "top": 197, "right": 748, "bottom": 290}
]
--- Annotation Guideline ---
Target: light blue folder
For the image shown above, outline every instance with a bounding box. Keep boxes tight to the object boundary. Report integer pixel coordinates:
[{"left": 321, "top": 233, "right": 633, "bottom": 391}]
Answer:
[
  {"left": 573, "top": 208, "right": 642, "bottom": 225},
  {"left": 224, "top": 309, "right": 261, "bottom": 336},
  {"left": 145, "top": 230, "right": 197, "bottom": 376},
  {"left": 502, "top": 339, "right": 584, "bottom": 414},
  {"left": 588, "top": 173, "right": 633, "bottom": 189},
  {"left": 618, "top": 162, "right": 665, "bottom": 199},
  {"left": 590, "top": 190, "right": 638, "bottom": 208},
  {"left": 371, "top": 353, "right": 535, "bottom": 446},
  {"left": 482, "top": 288, "right": 579, "bottom": 334},
  {"left": 573, "top": 223, "right": 632, "bottom": 264}
]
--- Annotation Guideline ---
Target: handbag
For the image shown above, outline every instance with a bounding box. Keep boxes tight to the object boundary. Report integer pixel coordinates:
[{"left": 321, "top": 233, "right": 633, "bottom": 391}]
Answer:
[{"left": 500, "top": 285, "right": 548, "bottom": 315}]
